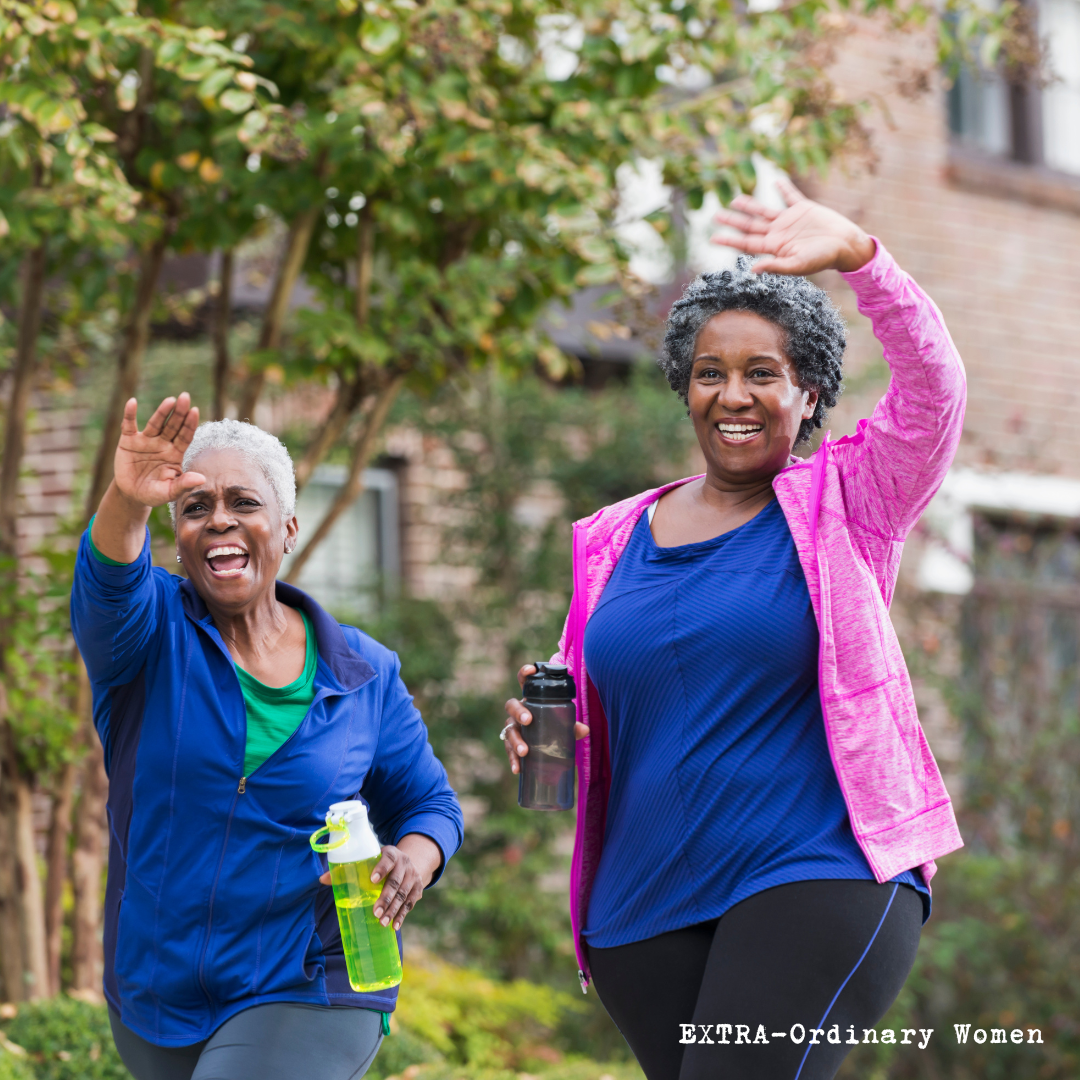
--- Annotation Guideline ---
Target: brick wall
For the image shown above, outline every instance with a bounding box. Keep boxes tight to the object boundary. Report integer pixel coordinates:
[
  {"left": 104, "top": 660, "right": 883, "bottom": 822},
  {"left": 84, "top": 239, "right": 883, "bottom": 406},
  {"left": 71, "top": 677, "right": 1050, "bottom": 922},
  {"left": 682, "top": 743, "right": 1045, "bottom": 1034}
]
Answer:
[{"left": 807, "top": 15, "right": 1080, "bottom": 478}]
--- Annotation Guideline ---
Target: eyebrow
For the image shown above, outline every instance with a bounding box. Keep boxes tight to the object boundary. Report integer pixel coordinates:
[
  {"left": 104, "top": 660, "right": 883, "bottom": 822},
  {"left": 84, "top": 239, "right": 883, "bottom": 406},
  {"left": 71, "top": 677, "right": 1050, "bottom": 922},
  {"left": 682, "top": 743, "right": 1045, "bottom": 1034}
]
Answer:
[{"left": 180, "top": 486, "right": 262, "bottom": 504}]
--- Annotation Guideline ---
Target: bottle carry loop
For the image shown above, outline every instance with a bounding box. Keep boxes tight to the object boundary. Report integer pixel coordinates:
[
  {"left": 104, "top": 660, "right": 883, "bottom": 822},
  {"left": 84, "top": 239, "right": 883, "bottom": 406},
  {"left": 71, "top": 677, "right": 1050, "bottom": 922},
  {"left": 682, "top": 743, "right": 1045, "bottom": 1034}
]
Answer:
[{"left": 309, "top": 821, "right": 350, "bottom": 853}]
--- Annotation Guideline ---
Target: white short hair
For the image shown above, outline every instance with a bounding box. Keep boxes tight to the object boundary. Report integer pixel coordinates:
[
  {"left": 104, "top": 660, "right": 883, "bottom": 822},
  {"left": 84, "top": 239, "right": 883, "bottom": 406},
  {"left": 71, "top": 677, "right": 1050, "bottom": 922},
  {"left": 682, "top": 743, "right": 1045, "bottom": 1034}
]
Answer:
[{"left": 168, "top": 419, "right": 297, "bottom": 526}]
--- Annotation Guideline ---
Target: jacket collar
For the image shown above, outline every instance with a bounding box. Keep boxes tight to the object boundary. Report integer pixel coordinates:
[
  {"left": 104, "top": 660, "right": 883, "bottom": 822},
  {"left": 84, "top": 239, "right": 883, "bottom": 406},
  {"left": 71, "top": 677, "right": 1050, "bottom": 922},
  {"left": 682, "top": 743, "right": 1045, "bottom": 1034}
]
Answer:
[{"left": 179, "top": 578, "right": 376, "bottom": 692}]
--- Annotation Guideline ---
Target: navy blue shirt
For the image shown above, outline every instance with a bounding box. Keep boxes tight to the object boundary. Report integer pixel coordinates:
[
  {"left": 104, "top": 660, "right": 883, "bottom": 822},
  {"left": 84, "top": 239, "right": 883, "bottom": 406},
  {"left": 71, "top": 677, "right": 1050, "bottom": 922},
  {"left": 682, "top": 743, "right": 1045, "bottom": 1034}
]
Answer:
[{"left": 582, "top": 500, "right": 927, "bottom": 948}]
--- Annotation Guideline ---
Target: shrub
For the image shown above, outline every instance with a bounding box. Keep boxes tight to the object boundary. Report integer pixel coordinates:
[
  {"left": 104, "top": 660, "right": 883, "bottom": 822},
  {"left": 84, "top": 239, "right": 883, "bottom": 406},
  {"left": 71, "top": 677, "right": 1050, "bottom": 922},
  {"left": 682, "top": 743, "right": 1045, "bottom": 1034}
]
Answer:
[{"left": 2, "top": 998, "right": 129, "bottom": 1080}]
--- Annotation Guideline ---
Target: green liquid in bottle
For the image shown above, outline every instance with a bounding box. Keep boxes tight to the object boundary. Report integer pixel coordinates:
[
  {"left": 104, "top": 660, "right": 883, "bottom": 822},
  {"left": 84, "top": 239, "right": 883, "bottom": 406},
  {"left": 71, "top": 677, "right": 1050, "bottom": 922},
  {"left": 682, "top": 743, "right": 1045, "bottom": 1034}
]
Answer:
[{"left": 330, "top": 856, "right": 402, "bottom": 992}]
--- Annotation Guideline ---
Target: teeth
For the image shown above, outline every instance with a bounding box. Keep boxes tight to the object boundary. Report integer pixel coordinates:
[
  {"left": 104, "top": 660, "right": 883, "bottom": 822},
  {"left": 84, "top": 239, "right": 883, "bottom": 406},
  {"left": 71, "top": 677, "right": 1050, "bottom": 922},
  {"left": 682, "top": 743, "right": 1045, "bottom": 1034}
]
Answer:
[
  {"left": 206, "top": 546, "right": 248, "bottom": 558},
  {"left": 717, "top": 424, "right": 762, "bottom": 441}
]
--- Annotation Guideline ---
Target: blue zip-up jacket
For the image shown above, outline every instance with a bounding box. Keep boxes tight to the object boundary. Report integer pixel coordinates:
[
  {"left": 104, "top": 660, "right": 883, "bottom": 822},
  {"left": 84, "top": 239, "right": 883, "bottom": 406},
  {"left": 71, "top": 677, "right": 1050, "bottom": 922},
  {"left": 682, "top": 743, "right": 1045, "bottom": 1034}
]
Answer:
[{"left": 71, "top": 527, "right": 463, "bottom": 1047}]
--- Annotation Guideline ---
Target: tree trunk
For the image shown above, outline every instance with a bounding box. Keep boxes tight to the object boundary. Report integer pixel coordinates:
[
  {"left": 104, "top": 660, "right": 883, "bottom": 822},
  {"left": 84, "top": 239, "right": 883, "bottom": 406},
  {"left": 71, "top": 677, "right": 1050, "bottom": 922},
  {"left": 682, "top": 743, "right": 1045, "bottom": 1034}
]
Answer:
[
  {"left": 0, "top": 747, "right": 23, "bottom": 1002},
  {"left": 0, "top": 244, "right": 47, "bottom": 559},
  {"left": 85, "top": 233, "right": 170, "bottom": 522},
  {"left": 0, "top": 244, "right": 47, "bottom": 1002},
  {"left": 285, "top": 373, "right": 404, "bottom": 583},
  {"left": 234, "top": 208, "right": 320, "bottom": 423},
  {"left": 212, "top": 249, "right": 234, "bottom": 421},
  {"left": 293, "top": 374, "right": 367, "bottom": 494},
  {"left": 70, "top": 661, "right": 107, "bottom": 997},
  {"left": 44, "top": 761, "right": 76, "bottom": 996},
  {"left": 293, "top": 205, "right": 376, "bottom": 494},
  {"left": 13, "top": 777, "right": 48, "bottom": 1000}
]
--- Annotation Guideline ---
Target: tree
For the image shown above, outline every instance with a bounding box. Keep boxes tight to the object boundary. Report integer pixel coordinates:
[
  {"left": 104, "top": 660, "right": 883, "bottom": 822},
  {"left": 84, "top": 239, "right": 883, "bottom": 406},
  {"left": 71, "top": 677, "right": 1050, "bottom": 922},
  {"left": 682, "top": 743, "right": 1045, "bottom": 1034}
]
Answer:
[
  {"left": 200, "top": 0, "right": 1016, "bottom": 577},
  {"left": 0, "top": 0, "right": 270, "bottom": 1000}
]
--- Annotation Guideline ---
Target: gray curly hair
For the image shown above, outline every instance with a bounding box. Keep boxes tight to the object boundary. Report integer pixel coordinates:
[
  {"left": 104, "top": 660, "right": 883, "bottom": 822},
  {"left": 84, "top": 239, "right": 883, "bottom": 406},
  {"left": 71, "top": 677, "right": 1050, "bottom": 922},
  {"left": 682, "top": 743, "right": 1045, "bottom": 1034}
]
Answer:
[
  {"left": 658, "top": 255, "right": 847, "bottom": 446},
  {"left": 168, "top": 419, "right": 297, "bottom": 526}
]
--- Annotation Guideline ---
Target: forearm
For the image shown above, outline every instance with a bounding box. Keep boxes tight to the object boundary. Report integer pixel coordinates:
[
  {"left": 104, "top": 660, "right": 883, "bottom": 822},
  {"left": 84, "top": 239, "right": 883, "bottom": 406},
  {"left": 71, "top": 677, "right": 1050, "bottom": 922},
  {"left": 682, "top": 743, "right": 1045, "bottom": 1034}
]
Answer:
[
  {"left": 396, "top": 833, "right": 443, "bottom": 888},
  {"left": 91, "top": 480, "right": 153, "bottom": 564}
]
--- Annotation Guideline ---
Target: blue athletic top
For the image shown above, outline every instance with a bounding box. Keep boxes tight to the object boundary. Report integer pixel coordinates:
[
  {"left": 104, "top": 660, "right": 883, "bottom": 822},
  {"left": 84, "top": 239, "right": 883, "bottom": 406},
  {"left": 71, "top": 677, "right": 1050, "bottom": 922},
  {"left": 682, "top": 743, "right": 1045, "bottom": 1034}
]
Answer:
[{"left": 581, "top": 500, "right": 928, "bottom": 948}]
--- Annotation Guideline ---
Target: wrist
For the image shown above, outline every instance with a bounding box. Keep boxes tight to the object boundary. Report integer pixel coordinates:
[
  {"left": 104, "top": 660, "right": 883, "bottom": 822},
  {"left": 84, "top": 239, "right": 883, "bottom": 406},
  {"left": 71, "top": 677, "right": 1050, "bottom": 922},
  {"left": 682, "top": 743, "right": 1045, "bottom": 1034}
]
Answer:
[
  {"left": 398, "top": 833, "right": 443, "bottom": 886},
  {"left": 837, "top": 232, "right": 876, "bottom": 273}
]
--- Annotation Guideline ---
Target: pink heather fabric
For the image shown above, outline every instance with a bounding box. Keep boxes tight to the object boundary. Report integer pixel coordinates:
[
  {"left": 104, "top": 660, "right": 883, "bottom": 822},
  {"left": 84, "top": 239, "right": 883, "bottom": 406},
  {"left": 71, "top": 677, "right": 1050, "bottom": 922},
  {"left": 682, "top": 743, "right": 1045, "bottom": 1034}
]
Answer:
[{"left": 553, "top": 239, "right": 967, "bottom": 988}]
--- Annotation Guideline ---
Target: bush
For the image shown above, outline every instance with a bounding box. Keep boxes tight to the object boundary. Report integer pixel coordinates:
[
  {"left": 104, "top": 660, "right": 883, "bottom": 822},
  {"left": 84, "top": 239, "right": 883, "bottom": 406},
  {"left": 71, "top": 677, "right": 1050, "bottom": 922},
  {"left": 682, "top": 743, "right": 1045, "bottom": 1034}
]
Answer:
[
  {"left": 1, "top": 998, "right": 129, "bottom": 1080},
  {"left": 0, "top": 1046, "right": 35, "bottom": 1080},
  {"left": 390, "top": 950, "right": 581, "bottom": 1070}
]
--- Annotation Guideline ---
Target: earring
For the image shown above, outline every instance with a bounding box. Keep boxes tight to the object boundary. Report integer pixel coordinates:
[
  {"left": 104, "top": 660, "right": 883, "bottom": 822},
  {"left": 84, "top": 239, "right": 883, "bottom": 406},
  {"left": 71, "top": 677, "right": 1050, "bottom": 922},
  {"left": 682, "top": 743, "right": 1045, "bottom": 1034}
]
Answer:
[{"left": 176, "top": 554, "right": 182, "bottom": 563}]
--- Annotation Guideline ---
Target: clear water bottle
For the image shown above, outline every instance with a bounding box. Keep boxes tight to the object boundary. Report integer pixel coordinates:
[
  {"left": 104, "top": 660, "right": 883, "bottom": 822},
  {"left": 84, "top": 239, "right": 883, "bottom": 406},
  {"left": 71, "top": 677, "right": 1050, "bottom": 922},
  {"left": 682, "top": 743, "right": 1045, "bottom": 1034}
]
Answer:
[
  {"left": 310, "top": 800, "right": 402, "bottom": 992},
  {"left": 518, "top": 662, "right": 577, "bottom": 811}
]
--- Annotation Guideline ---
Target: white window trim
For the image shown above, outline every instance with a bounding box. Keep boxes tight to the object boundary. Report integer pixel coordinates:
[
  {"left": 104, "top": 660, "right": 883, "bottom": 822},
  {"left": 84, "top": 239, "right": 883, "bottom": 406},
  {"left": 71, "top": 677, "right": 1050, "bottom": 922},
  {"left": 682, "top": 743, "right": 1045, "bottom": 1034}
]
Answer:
[{"left": 917, "top": 467, "right": 1080, "bottom": 593}]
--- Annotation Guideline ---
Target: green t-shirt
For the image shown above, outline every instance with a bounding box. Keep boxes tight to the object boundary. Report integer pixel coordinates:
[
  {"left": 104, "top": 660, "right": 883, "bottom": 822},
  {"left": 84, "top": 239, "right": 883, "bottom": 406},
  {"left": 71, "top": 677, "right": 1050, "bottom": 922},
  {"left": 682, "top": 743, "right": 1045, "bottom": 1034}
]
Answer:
[
  {"left": 88, "top": 524, "right": 317, "bottom": 778},
  {"left": 236, "top": 610, "right": 317, "bottom": 778}
]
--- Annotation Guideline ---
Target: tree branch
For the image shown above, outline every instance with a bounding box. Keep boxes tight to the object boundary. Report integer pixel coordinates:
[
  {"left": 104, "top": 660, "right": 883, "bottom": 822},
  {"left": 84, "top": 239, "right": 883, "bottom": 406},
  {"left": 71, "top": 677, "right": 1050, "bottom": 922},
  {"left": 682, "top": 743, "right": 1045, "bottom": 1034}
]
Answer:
[
  {"left": 212, "top": 248, "right": 234, "bottom": 421},
  {"left": 84, "top": 230, "right": 171, "bottom": 523},
  {"left": 285, "top": 372, "right": 405, "bottom": 584},
  {"left": 0, "top": 244, "right": 47, "bottom": 561},
  {"left": 235, "top": 207, "right": 320, "bottom": 422}
]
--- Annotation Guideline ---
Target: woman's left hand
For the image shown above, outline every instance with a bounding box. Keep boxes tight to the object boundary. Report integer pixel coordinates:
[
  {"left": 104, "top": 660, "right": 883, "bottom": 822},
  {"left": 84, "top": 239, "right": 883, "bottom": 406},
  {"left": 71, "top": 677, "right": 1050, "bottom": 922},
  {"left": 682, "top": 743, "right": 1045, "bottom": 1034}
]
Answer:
[
  {"left": 712, "top": 175, "right": 876, "bottom": 276},
  {"left": 318, "top": 833, "right": 442, "bottom": 930}
]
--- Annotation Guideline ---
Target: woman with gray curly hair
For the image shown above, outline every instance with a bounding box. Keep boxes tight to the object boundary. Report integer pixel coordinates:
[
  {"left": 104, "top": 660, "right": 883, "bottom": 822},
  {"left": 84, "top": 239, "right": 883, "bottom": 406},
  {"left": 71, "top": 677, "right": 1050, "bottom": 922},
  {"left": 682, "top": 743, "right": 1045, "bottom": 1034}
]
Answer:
[
  {"left": 72, "top": 405, "right": 463, "bottom": 1079},
  {"left": 500, "top": 179, "right": 965, "bottom": 1080}
]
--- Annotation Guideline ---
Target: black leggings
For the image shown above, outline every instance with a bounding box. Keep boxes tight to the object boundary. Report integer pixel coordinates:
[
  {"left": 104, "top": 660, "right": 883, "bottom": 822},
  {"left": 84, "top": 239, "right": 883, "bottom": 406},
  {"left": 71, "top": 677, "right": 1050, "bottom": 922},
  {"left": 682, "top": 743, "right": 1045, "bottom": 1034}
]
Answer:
[{"left": 587, "top": 879, "right": 922, "bottom": 1080}]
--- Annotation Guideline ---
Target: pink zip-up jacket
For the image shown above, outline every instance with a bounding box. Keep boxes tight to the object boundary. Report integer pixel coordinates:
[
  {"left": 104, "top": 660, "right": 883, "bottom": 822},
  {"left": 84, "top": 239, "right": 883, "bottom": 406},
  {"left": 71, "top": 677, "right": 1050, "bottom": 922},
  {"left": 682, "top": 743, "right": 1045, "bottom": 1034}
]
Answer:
[{"left": 552, "top": 240, "right": 966, "bottom": 989}]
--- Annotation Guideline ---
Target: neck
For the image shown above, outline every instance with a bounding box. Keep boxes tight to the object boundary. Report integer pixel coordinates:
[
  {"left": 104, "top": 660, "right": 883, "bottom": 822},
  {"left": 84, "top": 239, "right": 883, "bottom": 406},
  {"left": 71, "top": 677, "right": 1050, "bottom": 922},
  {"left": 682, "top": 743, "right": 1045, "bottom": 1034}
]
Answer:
[
  {"left": 206, "top": 587, "right": 292, "bottom": 659},
  {"left": 698, "top": 468, "right": 780, "bottom": 513}
]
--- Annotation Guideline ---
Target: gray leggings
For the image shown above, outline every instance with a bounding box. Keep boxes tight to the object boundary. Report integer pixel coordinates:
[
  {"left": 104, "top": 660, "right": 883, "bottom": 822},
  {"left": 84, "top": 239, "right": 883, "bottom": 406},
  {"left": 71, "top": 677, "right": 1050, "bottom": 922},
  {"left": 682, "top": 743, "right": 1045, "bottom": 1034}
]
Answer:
[{"left": 109, "top": 1003, "right": 384, "bottom": 1080}]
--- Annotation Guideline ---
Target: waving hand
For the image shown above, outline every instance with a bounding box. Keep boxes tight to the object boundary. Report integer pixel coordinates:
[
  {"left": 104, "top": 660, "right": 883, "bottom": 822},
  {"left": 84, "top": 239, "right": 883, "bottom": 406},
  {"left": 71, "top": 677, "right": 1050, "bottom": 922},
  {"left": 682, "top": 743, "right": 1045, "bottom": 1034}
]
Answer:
[
  {"left": 712, "top": 175, "right": 876, "bottom": 276},
  {"left": 113, "top": 393, "right": 205, "bottom": 508}
]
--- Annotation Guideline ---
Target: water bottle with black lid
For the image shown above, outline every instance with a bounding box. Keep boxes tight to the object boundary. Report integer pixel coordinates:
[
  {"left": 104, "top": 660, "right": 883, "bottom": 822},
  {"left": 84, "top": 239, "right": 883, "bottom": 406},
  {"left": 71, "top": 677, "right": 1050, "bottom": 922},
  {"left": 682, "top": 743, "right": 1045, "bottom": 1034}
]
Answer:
[{"left": 518, "top": 662, "right": 577, "bottom": 811}]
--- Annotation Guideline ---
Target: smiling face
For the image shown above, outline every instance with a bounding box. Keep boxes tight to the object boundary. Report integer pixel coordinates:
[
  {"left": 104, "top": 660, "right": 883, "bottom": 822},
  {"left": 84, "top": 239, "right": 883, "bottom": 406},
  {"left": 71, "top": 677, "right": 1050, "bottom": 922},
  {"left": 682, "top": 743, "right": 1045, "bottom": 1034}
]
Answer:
[
  {"left": 688, "top": 309, "right": 818, "bottom": 486},
  {"left": 174, "top": 448, "right": 298, "bottom": 614}
]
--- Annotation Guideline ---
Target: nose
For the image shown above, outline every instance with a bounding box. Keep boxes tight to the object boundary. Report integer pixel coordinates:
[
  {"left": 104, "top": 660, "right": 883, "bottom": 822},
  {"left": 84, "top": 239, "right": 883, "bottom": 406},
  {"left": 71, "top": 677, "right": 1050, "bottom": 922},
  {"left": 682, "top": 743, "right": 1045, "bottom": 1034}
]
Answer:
[
  {"left": 206, "top": 499, "right": 237, "bottom": 533},
  {"left": 717, "top": 371, "right": 755, "bottom": 411}
]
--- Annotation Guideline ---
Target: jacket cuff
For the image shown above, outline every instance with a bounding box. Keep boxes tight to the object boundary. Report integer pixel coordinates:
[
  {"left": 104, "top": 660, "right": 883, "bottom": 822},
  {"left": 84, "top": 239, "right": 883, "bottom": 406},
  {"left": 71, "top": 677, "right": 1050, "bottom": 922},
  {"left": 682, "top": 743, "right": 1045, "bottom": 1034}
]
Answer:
[
  {"left": 391, "top": 812, "right": 463, "bottom": 887},
  {"left": 837, "top": 236, "right": 904, "bottom": 308},
  {"left": 78, "top": 526, "right": 152, "bottom": 585}
]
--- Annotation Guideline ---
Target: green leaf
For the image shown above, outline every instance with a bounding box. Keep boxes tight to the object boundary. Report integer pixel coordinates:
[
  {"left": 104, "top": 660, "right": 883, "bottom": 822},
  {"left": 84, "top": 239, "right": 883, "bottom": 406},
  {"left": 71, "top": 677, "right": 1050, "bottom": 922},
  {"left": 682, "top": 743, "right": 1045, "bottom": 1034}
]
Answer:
[
  {"left": 219, "top": 88, "right": 255, "bottom": 113},
  {"left": 360, "top": 17, "right": 401, "bottom": 54}
]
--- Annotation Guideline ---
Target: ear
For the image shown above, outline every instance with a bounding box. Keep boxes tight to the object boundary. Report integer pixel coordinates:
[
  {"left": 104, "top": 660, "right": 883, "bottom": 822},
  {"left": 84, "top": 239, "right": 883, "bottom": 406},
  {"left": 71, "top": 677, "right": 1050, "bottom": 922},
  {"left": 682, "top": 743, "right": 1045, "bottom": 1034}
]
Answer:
[
  {"left": 802, "top": 388, "right": 819, "bottom": 420},
  {"left": 283, "top": 513, "right": 299, "bottom": 555}
]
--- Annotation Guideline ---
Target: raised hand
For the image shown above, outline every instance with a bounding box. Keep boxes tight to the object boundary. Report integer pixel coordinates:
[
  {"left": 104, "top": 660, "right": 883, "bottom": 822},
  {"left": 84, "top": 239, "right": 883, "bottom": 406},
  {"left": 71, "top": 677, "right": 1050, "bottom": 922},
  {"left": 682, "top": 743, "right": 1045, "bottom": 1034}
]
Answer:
[
  {"left": 113, "top": 393, "right": 206, "bottom": 509},
  {"left": 712, "top": 175, "right": 876, "bottom": 276}
]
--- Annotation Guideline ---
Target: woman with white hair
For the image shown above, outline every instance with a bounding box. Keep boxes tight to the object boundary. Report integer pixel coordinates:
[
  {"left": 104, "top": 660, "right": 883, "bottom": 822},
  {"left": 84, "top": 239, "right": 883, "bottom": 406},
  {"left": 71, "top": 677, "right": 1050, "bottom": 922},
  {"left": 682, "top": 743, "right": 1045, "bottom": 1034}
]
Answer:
[{"left": 72, "top": 396, "right": 463, "bottom": 1080}]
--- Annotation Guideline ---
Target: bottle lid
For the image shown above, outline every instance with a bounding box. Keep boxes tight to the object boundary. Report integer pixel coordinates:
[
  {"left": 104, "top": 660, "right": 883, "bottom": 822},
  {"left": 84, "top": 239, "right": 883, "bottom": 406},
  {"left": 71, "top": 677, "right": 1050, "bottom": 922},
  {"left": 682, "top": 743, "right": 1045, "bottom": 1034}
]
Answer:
[
  {"left": 522, "top": 662, "right": 576, "bottom": 702},
  {"left": 318, "top": 800, "right": 381, "bottom": 864}
]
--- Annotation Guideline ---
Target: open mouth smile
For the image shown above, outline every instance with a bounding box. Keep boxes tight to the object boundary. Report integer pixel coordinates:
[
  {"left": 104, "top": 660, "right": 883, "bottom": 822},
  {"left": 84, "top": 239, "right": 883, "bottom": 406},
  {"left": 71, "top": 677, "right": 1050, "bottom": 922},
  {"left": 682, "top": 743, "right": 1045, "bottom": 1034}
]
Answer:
[
  {"left": 716, "top": 422, "right": 764, "bottom": 443},
  {"left": 205, "top": 544, "right": 250, "bottom": 577}
]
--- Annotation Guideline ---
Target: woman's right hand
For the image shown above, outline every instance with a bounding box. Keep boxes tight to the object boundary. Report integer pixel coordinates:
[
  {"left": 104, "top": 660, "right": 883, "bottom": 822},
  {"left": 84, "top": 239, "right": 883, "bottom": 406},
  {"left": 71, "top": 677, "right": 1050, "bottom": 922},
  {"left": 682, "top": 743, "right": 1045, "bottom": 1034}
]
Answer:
[
  {"left": 502, "top": 664, "right": 590, "bottom": 776},
  {"left": 114, "top": 393, "right": 205, "bottom": 508}
]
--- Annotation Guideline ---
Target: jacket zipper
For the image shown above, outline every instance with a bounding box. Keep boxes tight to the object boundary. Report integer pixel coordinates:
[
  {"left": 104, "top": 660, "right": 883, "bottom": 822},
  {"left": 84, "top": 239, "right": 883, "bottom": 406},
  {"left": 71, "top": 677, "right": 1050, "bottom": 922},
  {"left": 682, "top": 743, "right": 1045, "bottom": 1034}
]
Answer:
[{"left": 238, "top": 777, "right": 246, "bottom": 794}]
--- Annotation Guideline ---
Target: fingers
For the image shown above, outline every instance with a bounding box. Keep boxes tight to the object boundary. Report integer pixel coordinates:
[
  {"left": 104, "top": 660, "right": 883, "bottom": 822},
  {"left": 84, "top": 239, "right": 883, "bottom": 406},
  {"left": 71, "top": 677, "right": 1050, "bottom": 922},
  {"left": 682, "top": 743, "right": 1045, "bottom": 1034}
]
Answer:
[
  {"left": 167, "top": 471, "right": 207, "bottom": 502},
  {"left": 575, "top": 722, "right": 590, "bottom": 741},
  {"left": 159, "top": 392, "right": 193, "bottom": 442},
  {"left": 751, "top": 255, "right": 805, "bottom": 275},
  {"left": 517, "top": 664, "right": 536, "bottom": 690},
  {"left": 710, "top": 230, "right": 775, "bottom": 256},
  {"left": 503, "top": 697, "right": 532, "bottom": 775},
  {"left": 775, "top": 174, "right": 807, "bottom": 205},
  {"left": 120, "top": 398, "right": 139, "bottom": 438},
  {"left": 371, "top": 847, "right": 421, "bottom": 930},
  {"left": 319, "top": 870, "right": 331, "bottom": 886},
  {"left": 142, "top": 396, "right": 178, "bottom": 439},
  {"left": 729, "top": 193, "right": 781, "bottom": 220},
  {"left": 175, "top": 402, "right": 200, "bottom": 453}
]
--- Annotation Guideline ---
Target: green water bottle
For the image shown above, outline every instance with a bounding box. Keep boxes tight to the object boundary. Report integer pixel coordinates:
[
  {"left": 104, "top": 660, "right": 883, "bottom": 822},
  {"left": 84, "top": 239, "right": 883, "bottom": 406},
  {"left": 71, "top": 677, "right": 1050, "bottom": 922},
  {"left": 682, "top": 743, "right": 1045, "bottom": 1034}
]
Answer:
[{"left": 310, "top": 800, "right": 402, "bottom": 993}]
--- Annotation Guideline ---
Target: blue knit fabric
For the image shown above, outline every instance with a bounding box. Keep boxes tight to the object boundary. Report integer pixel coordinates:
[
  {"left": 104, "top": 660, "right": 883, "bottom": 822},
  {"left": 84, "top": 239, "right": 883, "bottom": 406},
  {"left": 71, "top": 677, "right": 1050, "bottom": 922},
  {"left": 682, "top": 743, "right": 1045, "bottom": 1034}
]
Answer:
[{"left": 582, "top": 501, "right": 928, "bottom": 948}]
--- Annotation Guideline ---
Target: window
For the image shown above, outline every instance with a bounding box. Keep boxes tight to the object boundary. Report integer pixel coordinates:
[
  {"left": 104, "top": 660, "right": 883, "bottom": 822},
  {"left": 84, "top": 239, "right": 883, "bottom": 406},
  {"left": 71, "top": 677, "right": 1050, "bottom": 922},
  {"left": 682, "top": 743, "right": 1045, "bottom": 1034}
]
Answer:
[
  {"left": 281, "top": 465, "right": 400, "bottom": 617},
  {"left": 947, "top": 0, "right": 1080, "bottom": 175},
  {"left": 1042, "top": 0, "right": 1080, "bottom": 173}
]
